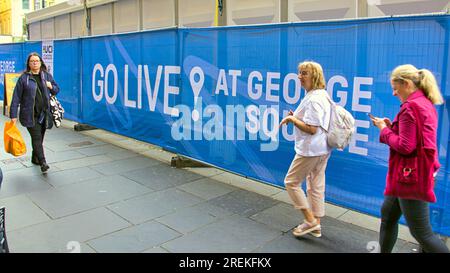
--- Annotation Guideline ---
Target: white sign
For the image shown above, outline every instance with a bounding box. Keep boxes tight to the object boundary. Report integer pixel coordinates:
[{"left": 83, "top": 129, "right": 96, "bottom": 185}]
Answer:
[{"left": 42, "top": 40, "right": 54, "bottom": 75}]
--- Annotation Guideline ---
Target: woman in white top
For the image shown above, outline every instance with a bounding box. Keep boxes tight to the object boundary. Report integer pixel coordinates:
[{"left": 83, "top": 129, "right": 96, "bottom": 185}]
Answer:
[{"left": 279, "top": 61, "right": 332, "bottom": 238}]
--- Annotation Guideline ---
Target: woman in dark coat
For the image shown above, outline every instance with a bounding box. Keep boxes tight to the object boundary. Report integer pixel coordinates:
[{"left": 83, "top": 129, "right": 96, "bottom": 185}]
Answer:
[{"left": 10, "top": 52, "right": 60, "bottom": 173}]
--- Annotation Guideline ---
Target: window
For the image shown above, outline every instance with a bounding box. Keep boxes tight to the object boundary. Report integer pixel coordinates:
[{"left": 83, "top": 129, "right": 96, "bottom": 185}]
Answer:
[{"left": 22, "top": 0, "right": 30, "bottom": 10}]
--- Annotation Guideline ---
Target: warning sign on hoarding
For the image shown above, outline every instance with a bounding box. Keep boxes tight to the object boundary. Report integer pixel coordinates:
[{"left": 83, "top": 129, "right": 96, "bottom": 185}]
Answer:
[{"left": 42, "top": 40, "right": 54, "bottom": 75}]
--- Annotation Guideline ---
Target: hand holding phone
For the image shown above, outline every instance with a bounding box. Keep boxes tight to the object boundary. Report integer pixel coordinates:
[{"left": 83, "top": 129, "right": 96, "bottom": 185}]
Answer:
[{"left": 383, "top": 118, "right": 392, "bottom": 128}]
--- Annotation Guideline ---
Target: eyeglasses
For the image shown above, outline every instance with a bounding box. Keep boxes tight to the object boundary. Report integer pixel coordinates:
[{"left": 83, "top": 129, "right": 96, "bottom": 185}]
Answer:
[
  {"left": 299, "top": 71, "right": 309, "bottom": 76},
  {"left": 29, "top": 60, "right": 41, "bottom": 63}
]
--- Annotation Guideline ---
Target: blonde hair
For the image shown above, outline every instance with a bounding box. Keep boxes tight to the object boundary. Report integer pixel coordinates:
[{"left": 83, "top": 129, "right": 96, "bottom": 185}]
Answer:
[
  {"left": 391, "top": 64, "right": 443, "bottom": 105},
  {"left": 298, "top": 61, "right": 326, "bottom": 90}
]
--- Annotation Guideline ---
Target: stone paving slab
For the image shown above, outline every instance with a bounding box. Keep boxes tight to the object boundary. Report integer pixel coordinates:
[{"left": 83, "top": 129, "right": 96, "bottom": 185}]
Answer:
[
  {"left": 110, "top": 138, "right": 156, "bottom": 154},
  {"left": 162, "top": 214, "right": 281, "bottom": 253},
  {"left": 39, "top": 166, "right": 105, "bottom": 187},
  {"left": 155, "top": 202, "right": 233, "bottom": 234},
  {"left": 44, "top": 130, "right": 97, "bottom": 142},
  {"left": 254, "top": 216, "right": 417, "bottom": 253},
  {"left": 177, "top": 177, "right": 238, "bottom": 201},
  {"left": 122, "top": 164, "right": 204, "bottom": 191},
  {"left": 207, "top": 189, "right": 280, "bottom": 217},
  {"left": 0, "top": 159, "right": 29, "bottom": 172},
  {"left": 18, "top": 150, "right": 87, "bottom": 167},
  {"left": 27, "top": 175, "right": 152, "bottom": 219},
  {"left": 107, "top": 188, "right": 205, "bottom": 225},
  {"left": 250, "top": 203, "right": 302, "bottom": 233},
  {"left": 43, "top": 138, "right": 106, "bottom": 153},
  {"left": 52, "top": 154, "right": 115, "bottom": 171},
  {"left": 0, "top": 194, "right": 51, "bottom": 232},
  {"left": 0, "top": 150, "right": 31, "bottom": 161},
  {"left": 90, "top": 156, "right": 161, "bottom": 176},
  {"left": 338, "top": 209, "right": 418, "bottom": 244},
  {"left": 0, "top": 170, "right": 52, "bottom": 199},
  {"left": 80, "top": 130, "right": 128, "bottom": 142},
  {"left": 213, "top": 172, "right": 282, "bottom": 197},
  {"left": 77, "top": 144, "right": 138, "bottom": 160},
  {"left": 2, "top": 165, "right": 51, "bottom": 177},
  {"left": 7, "top": 207, "right": 131, "bottom": 253},
  {"left": 184, "top": 167, "right": 225, "bottom": 178},
  {"left": 87, "top": 221, "right": 182, "bottom": 253}
]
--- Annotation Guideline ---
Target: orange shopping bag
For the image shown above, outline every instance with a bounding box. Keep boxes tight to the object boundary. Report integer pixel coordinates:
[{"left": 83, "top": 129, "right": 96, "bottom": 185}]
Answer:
[{"left": 3, "top": 121, "right": 27, "bottom": 157}]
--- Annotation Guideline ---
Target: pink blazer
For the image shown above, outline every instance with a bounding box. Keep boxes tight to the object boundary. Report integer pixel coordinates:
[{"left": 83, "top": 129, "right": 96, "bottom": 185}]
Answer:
[{"left": 380, "top": 90, "right": 440, "bottom": 202}]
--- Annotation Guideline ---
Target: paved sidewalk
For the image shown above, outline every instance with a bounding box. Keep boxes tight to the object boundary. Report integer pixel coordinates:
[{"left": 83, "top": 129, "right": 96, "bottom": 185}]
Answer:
[{"left": 0, "top": 113, "right": 419, "bottom": 253}]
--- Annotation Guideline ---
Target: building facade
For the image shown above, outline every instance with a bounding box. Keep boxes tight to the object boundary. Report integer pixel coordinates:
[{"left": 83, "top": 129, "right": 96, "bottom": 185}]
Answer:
[
  {"left": 3, "top": 0, "right": 450, "bottom": 42},
  {"left": 0, "top": 0, "right": 62, "bottom": 43}
]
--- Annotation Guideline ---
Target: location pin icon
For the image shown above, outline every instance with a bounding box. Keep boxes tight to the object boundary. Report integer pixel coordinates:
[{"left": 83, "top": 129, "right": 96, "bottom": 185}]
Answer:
[{"left": 190, "top": 66, "right": 204, "bottom": 121}]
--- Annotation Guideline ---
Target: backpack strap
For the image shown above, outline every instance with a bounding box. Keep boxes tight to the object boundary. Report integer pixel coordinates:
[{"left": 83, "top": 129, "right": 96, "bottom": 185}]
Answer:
[{"left": 322, "top": 91, "right": 335, "bottom": 132}]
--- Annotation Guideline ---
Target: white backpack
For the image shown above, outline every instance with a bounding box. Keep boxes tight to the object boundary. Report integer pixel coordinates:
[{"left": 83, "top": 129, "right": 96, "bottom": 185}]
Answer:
[{"left": 324, "top": 93, "right": 355, "bottom": 150}]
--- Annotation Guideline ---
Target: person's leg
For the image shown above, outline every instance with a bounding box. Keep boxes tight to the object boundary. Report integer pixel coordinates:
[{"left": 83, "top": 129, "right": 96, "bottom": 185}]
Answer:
[
  {"left": 284, "top": 154, "right": 323, "bottom": 236},
  {"left": 399, "top": 199, "right": 450, "bottom": 253},
  {"left": 27, "top": 123, "right": 49, "bottom": 172},
  {"left": 306, "top": 153, "right": 331, "bottom": 224},
  {"left": 284, "top": 154, "right": 321, "bottom": 224},
  {"left": 379, "top": 196, "right": 402, "bottom": 253},
  {"left": 40, "top": 124, "right": 47, "bottom": 163},
  {"left": 31, "top": 151, "right": 39, "bottom": 165},
  {"left": 27, "top": 124, "right": 45, "bottom": 164}
]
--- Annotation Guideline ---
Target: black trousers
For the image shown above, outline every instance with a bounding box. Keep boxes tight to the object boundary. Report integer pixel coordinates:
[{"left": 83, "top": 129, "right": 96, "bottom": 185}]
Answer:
[
  {"left": 379, "top": 196, "right": 449, "bottom": 253},
  {"left": 26, "top": 121, "right": 47, "bottom": 164}
]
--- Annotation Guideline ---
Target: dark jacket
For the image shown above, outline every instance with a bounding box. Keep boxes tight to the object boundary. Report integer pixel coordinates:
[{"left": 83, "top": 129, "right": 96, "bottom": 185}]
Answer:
[{"left": 10, "top": 71, "right": 60, "bottom": 127}]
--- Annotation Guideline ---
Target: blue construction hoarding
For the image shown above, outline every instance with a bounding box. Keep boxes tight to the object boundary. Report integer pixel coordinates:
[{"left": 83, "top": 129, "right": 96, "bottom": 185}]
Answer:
[{"left": 1, "top": 15, "right": 449, "bottom": 236}]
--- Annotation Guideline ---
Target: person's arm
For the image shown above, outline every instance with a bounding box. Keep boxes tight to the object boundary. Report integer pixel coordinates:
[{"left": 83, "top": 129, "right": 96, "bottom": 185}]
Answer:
[
  {"left": 291, "top": 117, "right": 318, "bottom": 135},
  {"left": 45, "top": 72, "right": 60, "bottom": 95},
  {"left": 300, "top": 101, "right": 324, "bottom": 135},
  {"left": 379, "top": 106, "right": 417, "bottom": 155},
  {"left": 279, "top": 102, "right": 320, "bottom": 135},
  {"left": 10, "top": 76, "right": 24, "bottom": 123}
]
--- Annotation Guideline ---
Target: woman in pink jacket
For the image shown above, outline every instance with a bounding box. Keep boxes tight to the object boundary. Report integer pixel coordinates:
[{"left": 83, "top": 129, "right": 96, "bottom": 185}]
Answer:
[{"left": 371, "top": 64, "right": 449, "bottom": 253}]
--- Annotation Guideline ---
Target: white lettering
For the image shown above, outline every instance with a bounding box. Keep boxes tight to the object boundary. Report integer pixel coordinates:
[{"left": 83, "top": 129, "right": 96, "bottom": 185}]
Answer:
[
  {"left": 266, "top": 72, "right": 280, "bottom": 102},
  {"left": 104, "top": 64, "right": 118, "bottom": 104},
  {"left": 327, "top": 75, "right": 348, "bottom": 107},
  {"left": 164, "top": 65, "right": 180, "bottom": 116},
  {"left": 283, "top": 73, "right": 301, "bottom": 105},
  {"left": 92, "top": 63, "right": 104, "bottom": 102},
  {"left": 352, "top": 77, "right": 372, "bottom": 112},
  {"left": 248, "top": 71, "right": 263, "bottom": 100},
  {"left": 124, "top": 65, "right": 136, "bottom": 108}
]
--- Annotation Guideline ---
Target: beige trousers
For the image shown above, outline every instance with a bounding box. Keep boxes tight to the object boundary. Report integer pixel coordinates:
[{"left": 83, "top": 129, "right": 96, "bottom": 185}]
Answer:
[{"left": 284, "top": 153, "right": 331, "bottom": 218}]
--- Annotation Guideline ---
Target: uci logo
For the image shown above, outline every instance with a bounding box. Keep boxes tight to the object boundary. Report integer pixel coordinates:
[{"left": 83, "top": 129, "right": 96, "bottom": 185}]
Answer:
[{"left": 43, "top": 45, "right": 53, "bottom": 54}]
